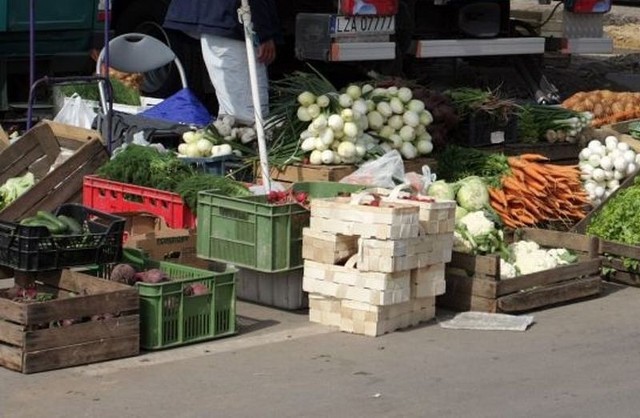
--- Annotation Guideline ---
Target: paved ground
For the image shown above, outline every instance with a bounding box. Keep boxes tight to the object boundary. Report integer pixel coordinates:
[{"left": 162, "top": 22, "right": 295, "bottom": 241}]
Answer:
[{"left": 1, "top": 282, "right": 639, "bottom": 418}]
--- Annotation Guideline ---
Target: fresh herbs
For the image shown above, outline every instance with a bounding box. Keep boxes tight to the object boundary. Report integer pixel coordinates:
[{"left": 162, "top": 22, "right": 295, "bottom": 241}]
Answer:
[
  {"left": 435, "top": 145, "right": 511, "bottom": 187},
  {"left": 174, "top": 174, "right": 251, "bottom": 214},
  {"left": 587, "top": 183, "right": 640, "bottom": 245},
  {"left": 97, "top": 144, "right": 194, "bottom": 191}
]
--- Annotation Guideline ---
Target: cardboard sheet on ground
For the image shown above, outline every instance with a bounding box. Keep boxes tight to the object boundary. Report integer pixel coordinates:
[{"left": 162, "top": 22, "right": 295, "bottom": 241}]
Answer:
[{"left": 439, "top": 312, "right": 534, "bottom": 332}]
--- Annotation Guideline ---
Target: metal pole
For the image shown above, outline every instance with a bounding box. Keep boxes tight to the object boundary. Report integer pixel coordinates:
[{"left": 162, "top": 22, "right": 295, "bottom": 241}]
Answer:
[
  {"left": 238, "top": 0, "right": 271, "bottom": 192},
  {"left": 27, "top": 0, "right": 36, "bottom": 129}
]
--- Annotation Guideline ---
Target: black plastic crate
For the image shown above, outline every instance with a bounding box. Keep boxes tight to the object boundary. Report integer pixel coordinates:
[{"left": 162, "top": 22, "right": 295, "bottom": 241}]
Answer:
[
  {"left": 0, "top": 204, "right": 125, "bottom": 271},
  {"left": 456, "top": 111, "right": 518, "bottom": 147}
]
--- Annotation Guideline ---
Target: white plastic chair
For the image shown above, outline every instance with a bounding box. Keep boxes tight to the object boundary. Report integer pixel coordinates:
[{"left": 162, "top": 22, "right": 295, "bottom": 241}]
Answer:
[{"left": 95, "top": 32, "right": 188, "bottom": 113}]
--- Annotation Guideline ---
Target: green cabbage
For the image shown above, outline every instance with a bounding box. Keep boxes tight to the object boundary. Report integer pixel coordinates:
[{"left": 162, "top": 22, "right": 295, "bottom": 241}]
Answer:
[
  {"left": 456, "top": 177, "right": 489, "bottom": 211},
  {"left": 0, "top": 172, "right": 35, "bottom": 209},
  {"left": 426, "top": 180, "right": 455, "bottom": 200}
]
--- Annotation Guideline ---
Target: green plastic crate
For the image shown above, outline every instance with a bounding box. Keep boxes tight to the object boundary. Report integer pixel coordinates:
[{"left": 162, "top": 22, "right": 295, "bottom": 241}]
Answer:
[
  {"left": 197, "top": 182, "right": 364, "bottom": 272},
  {"left": 79, "top": 249, "right": 237, "bottom": 350}
]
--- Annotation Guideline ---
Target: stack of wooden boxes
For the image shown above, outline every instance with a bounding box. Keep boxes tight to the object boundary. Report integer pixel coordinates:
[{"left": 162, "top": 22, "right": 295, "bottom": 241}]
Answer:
[{"left": 302, "top": 193, "right": 456, "bottom": 336}]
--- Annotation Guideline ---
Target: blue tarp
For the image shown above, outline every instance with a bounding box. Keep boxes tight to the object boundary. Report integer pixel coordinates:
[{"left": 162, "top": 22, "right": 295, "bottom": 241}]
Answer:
[{"left": 140, "top": 88, "right": 213, "bottom": 127}]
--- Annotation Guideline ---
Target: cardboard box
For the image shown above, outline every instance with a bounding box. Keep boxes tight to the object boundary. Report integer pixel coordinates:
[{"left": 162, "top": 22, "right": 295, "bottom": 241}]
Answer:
[{"left": 118, "top": 212, "right": 210, "bottom": 269}]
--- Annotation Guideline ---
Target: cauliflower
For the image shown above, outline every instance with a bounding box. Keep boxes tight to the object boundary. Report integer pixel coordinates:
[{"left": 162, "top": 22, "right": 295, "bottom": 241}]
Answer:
[
  {"left": 458, "top": 211, "right": 495, "bottom": 237},
  {"left": 547, "top": 248, "right": 577, "bottom": 266},
  {"left": 514, "top": 249, "right": 558, "bottom": 275},
  {"left": 453, "top": 231, "right": 474, "bottom": 253},
  {"left": 508, "top": 240, "right": 540, "bottom": 263},
  {"left": 500, "top": 259, "right": 517, "bottom": 279}
]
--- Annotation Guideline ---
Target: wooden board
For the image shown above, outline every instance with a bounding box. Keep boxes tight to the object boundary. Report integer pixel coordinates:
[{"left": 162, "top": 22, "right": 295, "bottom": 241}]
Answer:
[
  {"left": 496, "top": 276, "right": 601, "bottom": 313},
  {"left": 265, "top": 157, "right": 437, "bottom": 184},
  {"left": 0, "top": 269, "right": 139, "bottom": 374},
  {"left": 0, "top": 120, "right": 108, "bottom": 221}
]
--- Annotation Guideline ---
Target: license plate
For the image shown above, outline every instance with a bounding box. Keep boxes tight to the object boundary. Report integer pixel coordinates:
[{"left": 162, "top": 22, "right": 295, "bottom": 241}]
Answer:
[{"left": 330, "top": 15, "right": 395, "bottom": 36}]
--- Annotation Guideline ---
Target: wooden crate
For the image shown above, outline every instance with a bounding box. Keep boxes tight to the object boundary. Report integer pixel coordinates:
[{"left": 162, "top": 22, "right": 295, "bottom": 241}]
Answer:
[
  {"left": 0, "top": 120, "right": 108, "bottom": 221},
  {"left": 265, "top": 157, "right": 437, "bottom": 184},
  {"left": 438, "top": 229, "right": 602, "bottom": 313},
  {"left": 0, "top": 269, "right": 139, "bottom": 373},
  {"left": 597, "top": 240, "right": 640, "bottom": 287}
]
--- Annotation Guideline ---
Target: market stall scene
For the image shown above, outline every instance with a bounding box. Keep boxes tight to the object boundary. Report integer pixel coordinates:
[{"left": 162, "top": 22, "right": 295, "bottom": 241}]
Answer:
[{"left": 3, "top": 0, "right": 640, "bottom": 415}]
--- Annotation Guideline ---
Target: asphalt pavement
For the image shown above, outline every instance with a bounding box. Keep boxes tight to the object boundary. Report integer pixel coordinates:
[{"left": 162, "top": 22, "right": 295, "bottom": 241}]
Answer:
[{"left": 1, "top": 282, "right": 639, "bottom": 418}]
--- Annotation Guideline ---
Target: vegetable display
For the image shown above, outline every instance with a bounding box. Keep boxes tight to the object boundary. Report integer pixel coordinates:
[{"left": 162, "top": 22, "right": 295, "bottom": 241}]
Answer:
[
  {"left": 453, "top": 210, "right": 506, "bottom": 256},
  {"left": 488, "top": 154, "right": 588, "bottom": 228},
  {"left": 20, "top": 210, "right": 85, "bottom": 235},
  {"left": 294, "top": 83, "right": 434, "bottom": 164},
  {"left": 562, "top": 90, "right": 640, "bottom": 128},
  {"left": 517, "top": 104, "right": 592, "bottom": 144},
  {"left": 97, "top": 144, "right": 251, "bottom": 211},
  {"left": 578, "top": 136, "right": 640, "bottom": 205},
  {"left": 177, "top": 116, "right": 257, "bottom": 159},
  {"left": 586, "top": 179, "right": 640, "bottom": 246},
  {"left": 500, "top": 240, "right": 578, "bottom": 279}
]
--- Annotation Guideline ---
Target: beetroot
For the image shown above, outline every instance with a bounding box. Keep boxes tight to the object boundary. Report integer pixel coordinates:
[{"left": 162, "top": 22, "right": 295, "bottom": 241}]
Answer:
[
  {"left": 110, "top": 263, "right": 137, "bottom": 285},
  {"left": 184, "top": 282, "right": 209, "bottom": 296}
]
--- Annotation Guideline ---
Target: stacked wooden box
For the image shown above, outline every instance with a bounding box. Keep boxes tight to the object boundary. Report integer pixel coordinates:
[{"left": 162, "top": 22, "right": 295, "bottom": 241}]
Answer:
[{"left": 302, "top": 194, "right": 456, "bottom": 337}]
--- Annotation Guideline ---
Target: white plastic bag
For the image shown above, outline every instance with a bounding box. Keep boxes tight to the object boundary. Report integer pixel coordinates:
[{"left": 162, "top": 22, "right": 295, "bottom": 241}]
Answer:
[
  {"left": 340, "top": 150, "right": 405, "bottom": 189},
  {"left": 53, "top": 93, "right": 97, "bottom": 129}
]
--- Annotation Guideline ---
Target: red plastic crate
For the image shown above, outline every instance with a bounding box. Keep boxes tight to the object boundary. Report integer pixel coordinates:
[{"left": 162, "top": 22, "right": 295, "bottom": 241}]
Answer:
[{"left": 83, "top": 175, "right": 196, "bottom": 229}]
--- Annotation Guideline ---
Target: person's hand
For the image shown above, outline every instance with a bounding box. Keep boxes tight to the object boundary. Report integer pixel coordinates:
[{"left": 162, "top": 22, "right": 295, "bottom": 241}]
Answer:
[{"left": 257, "top": 39, "right": 276, "bottom": 65}]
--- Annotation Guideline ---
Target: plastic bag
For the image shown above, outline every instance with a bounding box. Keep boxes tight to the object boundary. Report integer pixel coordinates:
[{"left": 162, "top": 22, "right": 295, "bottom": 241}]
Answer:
[
  {"left": 340, "top": 150, "right": 405, "bottom": 189},
  {"left": 53, "top": 93, "right": 97, "bottom": 129},
  {"left": 404, "top": 164, "right": 438, "bottom": 194}
]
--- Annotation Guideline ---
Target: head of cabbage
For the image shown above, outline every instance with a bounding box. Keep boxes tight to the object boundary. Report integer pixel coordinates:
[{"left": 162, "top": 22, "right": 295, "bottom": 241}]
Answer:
[
  {"left": 456, "top": 177, "right": 489, "bottom": 212},
  {"left": 426, "top": 180, "right": 456, "bottom": 201}
]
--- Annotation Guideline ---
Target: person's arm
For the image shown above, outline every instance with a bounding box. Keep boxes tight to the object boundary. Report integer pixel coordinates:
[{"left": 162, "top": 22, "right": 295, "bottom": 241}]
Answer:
[{"left": 248, "top": 0, "right": 281, "bottom": 64}]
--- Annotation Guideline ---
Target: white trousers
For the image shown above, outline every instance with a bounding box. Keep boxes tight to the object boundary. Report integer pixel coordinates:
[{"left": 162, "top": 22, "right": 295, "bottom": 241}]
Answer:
[{"left": 200, "top": 34, "right": 269, "bottom": 125}]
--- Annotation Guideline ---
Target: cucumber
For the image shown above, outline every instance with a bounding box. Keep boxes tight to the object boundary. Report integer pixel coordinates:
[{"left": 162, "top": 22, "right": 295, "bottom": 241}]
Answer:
[
  {"left": 57, "top": 215, "right": 83, "bottom": 235},
  {"left": 36, "top": 211, "right": 67, "bottom": 234},
  {"left": 21, "top": 218, "right": 60, "bottom": 234}
]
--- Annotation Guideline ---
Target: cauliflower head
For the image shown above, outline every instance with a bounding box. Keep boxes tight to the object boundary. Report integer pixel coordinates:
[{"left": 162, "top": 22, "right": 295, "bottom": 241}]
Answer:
[
  {"left": 500, "top": 259, "right": 517, "bottom": 279},
  {"left": 459, "top": 211, "right": 495, "bottom": 237}
]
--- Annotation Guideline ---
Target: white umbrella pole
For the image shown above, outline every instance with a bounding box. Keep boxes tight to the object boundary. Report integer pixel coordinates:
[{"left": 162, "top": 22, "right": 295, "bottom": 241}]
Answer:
[{"left": 239, "top": 1, "right": 271, "bottom": 192}]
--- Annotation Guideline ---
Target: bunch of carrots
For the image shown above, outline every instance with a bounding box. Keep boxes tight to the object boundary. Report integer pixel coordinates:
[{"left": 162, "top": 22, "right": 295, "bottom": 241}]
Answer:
[{"left": 488, "top": 154, "right": 589, "bottom": 229}]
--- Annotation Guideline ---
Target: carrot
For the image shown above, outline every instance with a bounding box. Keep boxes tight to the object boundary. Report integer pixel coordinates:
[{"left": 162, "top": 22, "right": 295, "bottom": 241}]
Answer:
[
  {"left": 519, "top": 153, "right": 549, "bottom": 163},
  {"left": 521, "top": 164, "right": 548, "bottom": 185}
]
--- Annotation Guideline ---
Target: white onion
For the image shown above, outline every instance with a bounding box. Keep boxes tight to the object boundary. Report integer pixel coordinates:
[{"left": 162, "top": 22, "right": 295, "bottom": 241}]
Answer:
[
  {"left": 337, "top": 141, "right": 356, "bottom": 159},
  {"left": 388, "top": 115, "right": 404, "bottom": 131},
  {"left": 328, "top": 114, "right": 345, "bottom": 132},
  {"left": 307, "top": 104, "right": 321, "bottom": 119},
  {"left": 297, "top": 106, "right": 312, "bottom": 122},
  {"left": 397, "top": 87, "right": 413, "bottom": 103},
  {"left": 301, "top": 137, "right": 316, "bottom": 152},
  {"left": 309, "top": 150, "right": 323, "bottom": 165},
  {"left": 298, "top": 91, "right": 316, "bottom": 107},
  {"left": 403, "top": 111, "right": 420, "bottom": 128},
  {"left": 346, "top": 85, "right": 362, "bottom": 100},
  {"left": 343, "top": 122, "right": 358, "bottom": 138},
  {"left": 339, "top": 94, "right": 353, "bottom": 108},
  {"left": 617, "top": 142, "right": 630, "bottom": 152},
  {"left": 316, "top": 95, "right": 330, "bottom": 108},
  {"left": 605, "top": 135, "right": 618, "bottom": 151},
  {"left": 321, "top": 149, "right": 335, "bottom": 164}
]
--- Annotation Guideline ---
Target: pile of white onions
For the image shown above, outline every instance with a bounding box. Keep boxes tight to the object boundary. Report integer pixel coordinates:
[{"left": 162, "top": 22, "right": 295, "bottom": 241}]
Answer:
[
  {"left": 177, "top": 116, "right": 254, "bottom": 158},
  {"left": 579, "top": 136, "right": 640, "bottom": 205},
  {"left": 296, "top": 84, "right": 434, "bottom": 165}
]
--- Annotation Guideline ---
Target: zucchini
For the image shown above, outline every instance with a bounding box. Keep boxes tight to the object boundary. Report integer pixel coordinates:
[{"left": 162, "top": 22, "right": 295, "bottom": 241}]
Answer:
[
  {"left": 36, "top": 211, "right": 67, "bottom": 234},
  {"left": 57, "top": 215, "right": 83, "bottom": 235}
]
